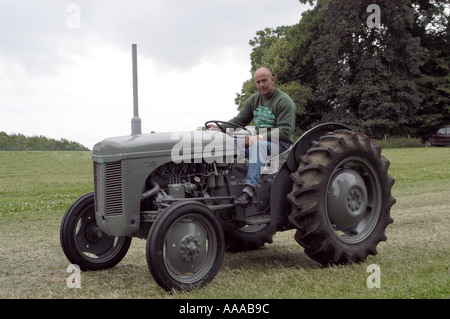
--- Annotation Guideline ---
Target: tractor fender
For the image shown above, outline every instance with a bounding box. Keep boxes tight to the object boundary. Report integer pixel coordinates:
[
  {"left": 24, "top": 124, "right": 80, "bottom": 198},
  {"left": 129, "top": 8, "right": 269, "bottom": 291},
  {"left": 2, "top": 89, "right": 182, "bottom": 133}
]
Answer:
[
  {"left": 285, "top": 122, "right": 352, "bottom": 172},
  {"left": 270, "top": 123, "right": 351, "bottom": 229}
]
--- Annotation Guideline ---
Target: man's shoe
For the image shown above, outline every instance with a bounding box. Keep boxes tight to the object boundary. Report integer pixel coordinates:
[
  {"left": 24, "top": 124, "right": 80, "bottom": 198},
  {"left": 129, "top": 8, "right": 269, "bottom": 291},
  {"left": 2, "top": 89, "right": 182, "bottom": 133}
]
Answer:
[{"left": 234, "top": 192, "right": 253, "bottom": 208}]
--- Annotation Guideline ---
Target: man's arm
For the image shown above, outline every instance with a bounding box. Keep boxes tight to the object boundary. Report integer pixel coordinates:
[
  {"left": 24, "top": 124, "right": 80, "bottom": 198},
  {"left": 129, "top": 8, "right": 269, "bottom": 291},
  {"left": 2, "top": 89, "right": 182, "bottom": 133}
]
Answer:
[
  {"left": 262, "top": 97, "right": 296, "bottom": 144},
  {"left": 227, "top": 97, "right": 255, "bottom": 127}
]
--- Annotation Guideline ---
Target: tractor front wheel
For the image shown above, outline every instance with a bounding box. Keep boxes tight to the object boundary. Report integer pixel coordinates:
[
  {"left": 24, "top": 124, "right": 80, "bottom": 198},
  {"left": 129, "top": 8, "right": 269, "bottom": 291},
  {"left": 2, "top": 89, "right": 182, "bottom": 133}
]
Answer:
[
  {"left": 287, "top": 130, "right": 395, "bottom": 266},
  {"left": 60, "top": 193, "right": 132, "bottom": 271},
  {"left": 146, "top": 201, "right": 225, "bottom": 291}
]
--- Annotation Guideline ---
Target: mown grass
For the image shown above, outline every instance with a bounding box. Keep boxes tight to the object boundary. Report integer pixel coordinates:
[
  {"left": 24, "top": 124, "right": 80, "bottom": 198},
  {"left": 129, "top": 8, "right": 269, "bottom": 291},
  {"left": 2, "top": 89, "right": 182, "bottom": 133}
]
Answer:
[
  {"left": 373, "top": 136, "right": 423, "bottom": 148},
  {"left": 0, "top": 148, "right": 449, "bottom": 299}
]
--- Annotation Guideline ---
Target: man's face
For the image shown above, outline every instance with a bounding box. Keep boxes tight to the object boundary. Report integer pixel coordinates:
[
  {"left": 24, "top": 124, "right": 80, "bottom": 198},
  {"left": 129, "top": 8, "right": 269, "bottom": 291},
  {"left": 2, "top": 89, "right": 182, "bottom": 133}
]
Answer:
[{"left": 254, "top": 71, "right": 275, "bottom": 98}]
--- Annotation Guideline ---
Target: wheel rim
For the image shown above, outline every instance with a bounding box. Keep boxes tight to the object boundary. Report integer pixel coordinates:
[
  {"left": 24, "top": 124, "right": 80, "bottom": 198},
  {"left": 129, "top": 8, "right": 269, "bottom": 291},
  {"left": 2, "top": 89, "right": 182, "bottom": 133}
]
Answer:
[
  {"left": 325, "top": 156, "right": 382, "bottom": 244},
  {"left": 74, "top": 204, "right": 128, "bottom": 263},
  {"left": 163, "top": 213, "right": 218, "bottom": 284}
]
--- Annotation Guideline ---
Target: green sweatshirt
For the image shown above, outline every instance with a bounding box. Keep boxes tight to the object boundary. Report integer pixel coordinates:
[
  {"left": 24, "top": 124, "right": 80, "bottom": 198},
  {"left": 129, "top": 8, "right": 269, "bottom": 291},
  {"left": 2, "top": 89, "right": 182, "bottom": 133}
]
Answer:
[{"left": 228, "top": 88, "right": 296, "bottom": 144}]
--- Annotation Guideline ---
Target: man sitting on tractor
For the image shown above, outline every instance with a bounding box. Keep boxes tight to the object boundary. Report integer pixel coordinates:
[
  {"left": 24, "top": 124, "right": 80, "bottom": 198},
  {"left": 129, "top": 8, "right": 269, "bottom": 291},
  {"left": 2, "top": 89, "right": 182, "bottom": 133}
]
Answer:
[{"left": 209, "top": 67, "right": 296, "bottom": 207}]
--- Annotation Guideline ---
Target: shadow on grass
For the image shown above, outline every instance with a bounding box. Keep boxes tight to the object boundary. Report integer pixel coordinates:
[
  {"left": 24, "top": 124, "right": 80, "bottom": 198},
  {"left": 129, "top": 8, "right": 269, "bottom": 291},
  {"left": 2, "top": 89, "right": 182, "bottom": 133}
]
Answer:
[{"left": 223, "top": 244, "right": 321, "bottom": 272}]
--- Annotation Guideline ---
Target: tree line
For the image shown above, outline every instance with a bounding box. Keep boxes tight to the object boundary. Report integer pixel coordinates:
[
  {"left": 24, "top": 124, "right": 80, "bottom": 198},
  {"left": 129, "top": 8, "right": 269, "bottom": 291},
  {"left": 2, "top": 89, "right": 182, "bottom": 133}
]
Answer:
[
  {"left": 0, "top": 132, "right": 89, "bottom": 151},
  {"left": 235, "top": 0, "right": 449, "bottom": 138}
]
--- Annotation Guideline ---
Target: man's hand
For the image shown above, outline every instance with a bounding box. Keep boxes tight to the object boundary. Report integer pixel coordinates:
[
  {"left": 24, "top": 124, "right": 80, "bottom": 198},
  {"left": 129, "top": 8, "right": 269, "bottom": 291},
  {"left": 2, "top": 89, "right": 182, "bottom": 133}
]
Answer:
[
  {"left": 206, "top": 123, "right": 219, "bottom": 130},
  {"left": 244, "top": 135, "right": 262, "bottom": 147}
]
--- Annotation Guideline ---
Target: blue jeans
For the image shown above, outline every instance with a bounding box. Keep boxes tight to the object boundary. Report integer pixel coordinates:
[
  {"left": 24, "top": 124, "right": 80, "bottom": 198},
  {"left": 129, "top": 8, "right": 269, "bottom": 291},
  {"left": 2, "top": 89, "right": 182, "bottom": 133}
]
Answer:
[{"left": 239, "top": 140, "right": 291, "bottom": 190}]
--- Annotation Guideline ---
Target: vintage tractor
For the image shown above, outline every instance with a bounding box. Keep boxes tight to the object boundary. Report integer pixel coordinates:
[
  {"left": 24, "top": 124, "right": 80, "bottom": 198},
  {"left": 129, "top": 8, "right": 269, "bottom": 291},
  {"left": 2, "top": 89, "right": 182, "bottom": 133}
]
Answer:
[{"left": 60, "top": 45, "right": 395, "bottom": 291}]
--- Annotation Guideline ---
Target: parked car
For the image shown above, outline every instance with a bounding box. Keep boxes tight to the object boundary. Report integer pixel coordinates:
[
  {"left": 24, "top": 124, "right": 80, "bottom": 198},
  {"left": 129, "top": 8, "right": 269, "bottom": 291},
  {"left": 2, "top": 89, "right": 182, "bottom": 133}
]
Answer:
[{"left": 421, "top": 125, "right": 450, "bottom": 147}]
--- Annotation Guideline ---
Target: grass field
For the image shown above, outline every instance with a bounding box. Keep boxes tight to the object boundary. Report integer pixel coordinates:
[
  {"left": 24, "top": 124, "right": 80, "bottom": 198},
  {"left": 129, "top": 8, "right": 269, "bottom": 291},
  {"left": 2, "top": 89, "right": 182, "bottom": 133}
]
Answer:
[{"left": 0, "top": 148, "right": 449, "bottom": 299}]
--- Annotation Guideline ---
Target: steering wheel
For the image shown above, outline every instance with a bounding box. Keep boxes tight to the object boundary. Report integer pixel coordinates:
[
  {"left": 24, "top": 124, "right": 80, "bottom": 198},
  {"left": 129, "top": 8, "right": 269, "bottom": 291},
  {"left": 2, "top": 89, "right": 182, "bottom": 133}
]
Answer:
[{"left": 204, "top": 120, "right": 252, "bottom": 137}]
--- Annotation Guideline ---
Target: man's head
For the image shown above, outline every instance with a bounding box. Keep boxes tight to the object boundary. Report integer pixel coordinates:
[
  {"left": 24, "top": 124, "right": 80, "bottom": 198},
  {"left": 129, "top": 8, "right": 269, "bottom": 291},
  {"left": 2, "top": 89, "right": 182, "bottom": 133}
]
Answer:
[{"left": 254, "top": 67, "right": 275, "bottom": 99}]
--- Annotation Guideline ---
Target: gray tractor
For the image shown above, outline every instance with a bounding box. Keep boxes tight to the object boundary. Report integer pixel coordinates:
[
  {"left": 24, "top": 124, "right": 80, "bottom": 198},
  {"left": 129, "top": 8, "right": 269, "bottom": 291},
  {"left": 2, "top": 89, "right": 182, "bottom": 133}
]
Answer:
[{"left": 60, "top": 45, "right": 395, "bottom": 291}]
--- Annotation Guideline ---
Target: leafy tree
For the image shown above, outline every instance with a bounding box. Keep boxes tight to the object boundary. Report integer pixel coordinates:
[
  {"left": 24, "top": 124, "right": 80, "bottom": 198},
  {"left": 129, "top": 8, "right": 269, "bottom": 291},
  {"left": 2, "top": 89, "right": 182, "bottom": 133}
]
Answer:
[
  {"left": 248, "top": 26, "right": 291, "bottom": 74},
  {"left": 308, "top": 0, "right": 425, "bottom": 137},
  {"left": 411, "top": 0, "right": 450, "bottom": 134},
  {"left": 235, "top": 0, "right": 449, "bottom": 138}
]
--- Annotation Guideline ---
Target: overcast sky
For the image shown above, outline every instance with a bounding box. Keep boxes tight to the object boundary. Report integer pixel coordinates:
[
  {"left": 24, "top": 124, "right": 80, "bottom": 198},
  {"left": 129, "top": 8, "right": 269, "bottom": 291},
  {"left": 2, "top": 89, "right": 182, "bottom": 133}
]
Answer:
[{"left": 0, "top": 0, "right": 310, "bottom": 148}]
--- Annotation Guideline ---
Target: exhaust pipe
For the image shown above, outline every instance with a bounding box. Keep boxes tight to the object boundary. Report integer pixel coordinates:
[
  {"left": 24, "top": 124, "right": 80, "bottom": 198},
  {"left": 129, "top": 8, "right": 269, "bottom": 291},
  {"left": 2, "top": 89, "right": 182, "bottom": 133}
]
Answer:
[{"left": 131, "top": 44, "right": 142, "bottom": 135}]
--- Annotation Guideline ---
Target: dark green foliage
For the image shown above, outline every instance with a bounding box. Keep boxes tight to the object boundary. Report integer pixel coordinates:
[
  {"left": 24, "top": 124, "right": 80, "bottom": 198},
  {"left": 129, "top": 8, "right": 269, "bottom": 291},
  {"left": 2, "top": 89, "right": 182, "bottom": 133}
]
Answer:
[
  {"left": 411, "top": 0, "right": 450, "bottom": 135},
  {"left": 0, "top": 132, "right": 89, "bottom": 151},
  {"left": 236, "top": 0, "right": 450, "bottom": 138}
]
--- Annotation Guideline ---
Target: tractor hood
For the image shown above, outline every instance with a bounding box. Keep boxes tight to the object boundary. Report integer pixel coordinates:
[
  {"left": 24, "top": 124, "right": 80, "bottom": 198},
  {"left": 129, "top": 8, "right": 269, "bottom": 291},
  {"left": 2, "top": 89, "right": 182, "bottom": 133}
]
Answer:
[{"left": 92, "top": 130, "right": 236, "bottom": 163}]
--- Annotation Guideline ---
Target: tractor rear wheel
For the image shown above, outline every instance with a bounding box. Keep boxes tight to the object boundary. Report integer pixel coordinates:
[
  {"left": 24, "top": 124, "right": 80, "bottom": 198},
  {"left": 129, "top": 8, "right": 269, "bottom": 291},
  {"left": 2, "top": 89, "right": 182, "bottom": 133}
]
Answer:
[{"left": 287, "top": 130, "right": 395, "bottom": 266}]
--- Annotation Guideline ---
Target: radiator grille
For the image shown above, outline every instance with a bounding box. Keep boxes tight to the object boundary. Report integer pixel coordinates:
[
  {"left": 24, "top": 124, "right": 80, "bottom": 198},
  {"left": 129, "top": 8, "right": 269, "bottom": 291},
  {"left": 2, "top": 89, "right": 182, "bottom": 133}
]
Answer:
[{"left": 94, "top": 161, "right": 123, "bottom": 216}]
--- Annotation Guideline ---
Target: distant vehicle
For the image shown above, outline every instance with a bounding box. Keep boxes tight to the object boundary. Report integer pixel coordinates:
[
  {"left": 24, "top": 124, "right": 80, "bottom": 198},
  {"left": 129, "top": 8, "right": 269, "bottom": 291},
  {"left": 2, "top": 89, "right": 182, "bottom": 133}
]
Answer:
[{"left": 421, "top": 125, "right": 450, "bottom": 147}]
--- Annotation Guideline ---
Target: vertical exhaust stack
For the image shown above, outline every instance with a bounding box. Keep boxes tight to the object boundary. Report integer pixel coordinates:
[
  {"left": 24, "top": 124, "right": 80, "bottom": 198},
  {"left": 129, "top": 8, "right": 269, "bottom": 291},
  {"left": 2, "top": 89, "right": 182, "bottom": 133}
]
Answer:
[{"left": 131, "top": 44, "right": 142, "bottom": 135}]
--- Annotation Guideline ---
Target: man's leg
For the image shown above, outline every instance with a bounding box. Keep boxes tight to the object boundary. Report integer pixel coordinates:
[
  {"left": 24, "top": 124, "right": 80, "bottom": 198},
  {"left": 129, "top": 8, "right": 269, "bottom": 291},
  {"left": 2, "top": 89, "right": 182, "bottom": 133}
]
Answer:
[
  {"left": 234, "top": 140, "right": 270, "bottom": 207},
  {"left": 234, "top": 140, "right": 291, "bottom": 207}
]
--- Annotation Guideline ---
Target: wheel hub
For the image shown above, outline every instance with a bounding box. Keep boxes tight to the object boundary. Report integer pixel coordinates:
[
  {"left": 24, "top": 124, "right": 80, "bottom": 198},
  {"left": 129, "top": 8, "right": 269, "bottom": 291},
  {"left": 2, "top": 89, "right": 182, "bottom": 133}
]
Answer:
[
  {"left": 180, "top": 235, "right": 201, "bottom": 262},
  {"left": 327, "top": 168, "right": 368, "bottom": 230},
  {"left": 85, "top": 221, "right": 103, "bottom": 243},
  {"left": 347, "top": 188, "right": 364, "bottom": 212}
]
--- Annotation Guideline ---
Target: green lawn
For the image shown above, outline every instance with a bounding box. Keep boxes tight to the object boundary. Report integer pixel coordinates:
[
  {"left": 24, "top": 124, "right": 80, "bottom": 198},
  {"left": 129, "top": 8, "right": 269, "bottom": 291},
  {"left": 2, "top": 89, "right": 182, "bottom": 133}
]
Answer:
[{"left": 0, "top": 148, "right": 448, "bottom": 299}]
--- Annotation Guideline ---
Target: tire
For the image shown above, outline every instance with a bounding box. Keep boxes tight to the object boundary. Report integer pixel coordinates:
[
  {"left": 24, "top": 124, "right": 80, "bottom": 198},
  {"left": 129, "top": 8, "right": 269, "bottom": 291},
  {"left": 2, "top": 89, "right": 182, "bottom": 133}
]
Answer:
[
  {"left": 60, "top": 193, "right": 132, "bottom": 271},
  {"left": 287, "top": 130, "right": 395, "bottom": 266},
  {"left": 146, "top": 201, "right": 225, "bottom": 291},
  {"left": 424, "top": 140, "right": 432, "bottom": 147},
  {"left": 225, "top": 223, "right": 276, "bottom": 252}
]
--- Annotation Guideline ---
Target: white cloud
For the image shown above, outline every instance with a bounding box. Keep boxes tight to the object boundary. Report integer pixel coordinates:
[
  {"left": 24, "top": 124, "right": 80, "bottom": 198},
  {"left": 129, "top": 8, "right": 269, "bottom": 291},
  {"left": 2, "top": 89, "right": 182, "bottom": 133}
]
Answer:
[
  {"left": 0, "top": 0, "right": 310, "bottom": 148},
  {"left": 1, "top": 41, "right": 251, "bottom": 148}
]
